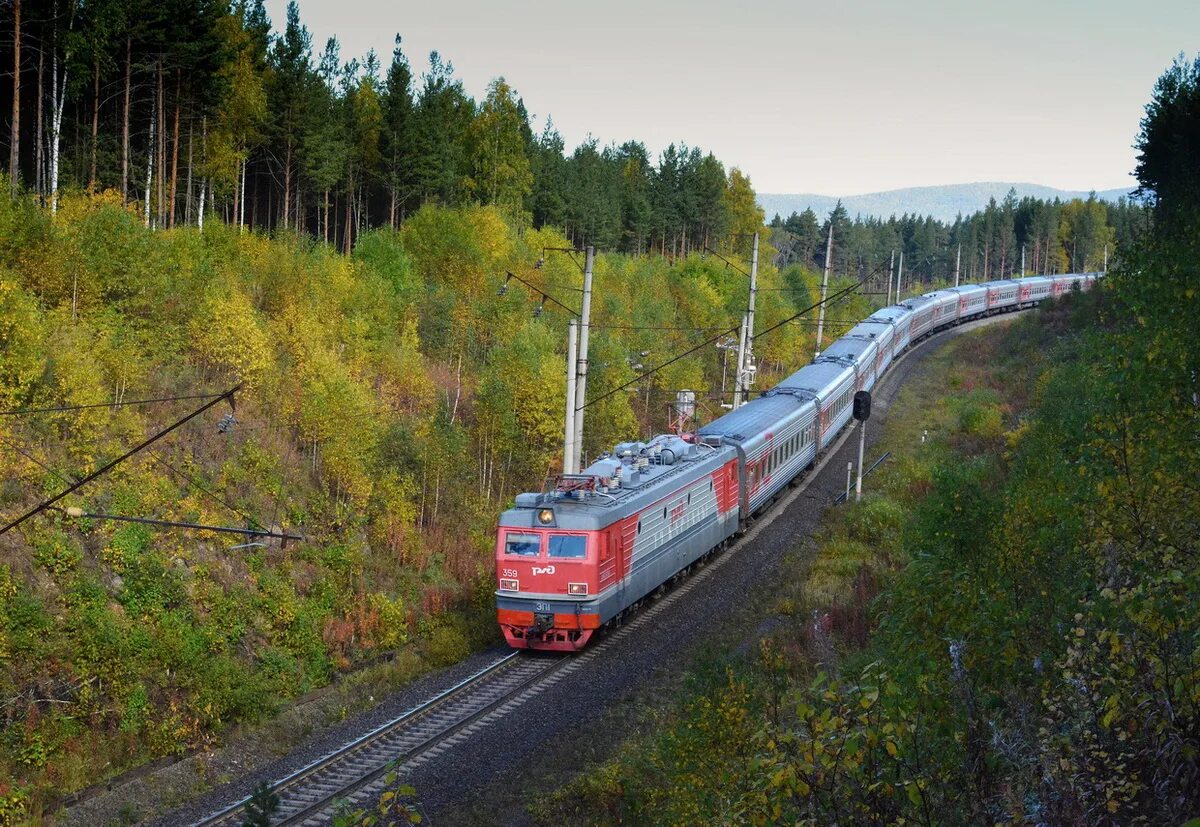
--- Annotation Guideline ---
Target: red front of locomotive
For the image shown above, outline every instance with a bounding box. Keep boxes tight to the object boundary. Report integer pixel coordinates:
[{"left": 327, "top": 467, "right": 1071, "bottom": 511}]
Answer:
[{"left": 494, "top": 521, "right": 605, "bottom": 651}]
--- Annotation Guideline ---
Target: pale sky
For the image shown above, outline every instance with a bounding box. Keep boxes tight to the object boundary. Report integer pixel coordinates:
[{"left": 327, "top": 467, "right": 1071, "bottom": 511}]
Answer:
[{"left": 265, "top": 0, "right": 1198, "bottom": 195}]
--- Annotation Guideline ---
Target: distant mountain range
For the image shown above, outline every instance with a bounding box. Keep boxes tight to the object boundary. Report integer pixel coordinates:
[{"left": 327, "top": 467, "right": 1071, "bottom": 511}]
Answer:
[{"left": 758, "top": 182, "right": 1138, "bottom": 224}]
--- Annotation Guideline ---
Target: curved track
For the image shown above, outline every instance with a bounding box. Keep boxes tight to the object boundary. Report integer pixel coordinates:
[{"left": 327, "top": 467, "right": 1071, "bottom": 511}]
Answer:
[
  {"left": 162, "top": 310, "right": 1028, "bottom": 827},
  {"left": 190, "top": 392, "right": 884, "bottom": 825},
  {"left": 191, "top": 652, "right": 554, "bottom": 825}
]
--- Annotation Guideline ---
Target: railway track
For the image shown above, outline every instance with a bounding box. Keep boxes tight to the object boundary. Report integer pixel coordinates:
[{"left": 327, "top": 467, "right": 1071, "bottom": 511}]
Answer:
[
  {"left": 189, "top": 410, "right": 871, "bottom": 826},
  {"left": 186, "top": 312, "right": 1022, "bottom": 826},
  {"left": 189, "top": 438, "right": 860, "bottom": 825},
  {"left": 191, "top": 652, "right": 560, "bottom": 826}
]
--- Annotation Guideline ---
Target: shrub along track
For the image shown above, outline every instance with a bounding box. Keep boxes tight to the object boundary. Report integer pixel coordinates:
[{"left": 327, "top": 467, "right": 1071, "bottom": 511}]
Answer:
[{"left": 61, "top": 312, "right": 1023, "bottom": 827}]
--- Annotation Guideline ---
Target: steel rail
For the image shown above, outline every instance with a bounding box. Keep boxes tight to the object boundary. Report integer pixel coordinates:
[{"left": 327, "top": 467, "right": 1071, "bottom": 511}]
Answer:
[
  {"left": 190, "top": 650, "right": 557, "bottom": 826},
  {"left": 184, "top": 309, "right": 1033, "bottom": 826}
]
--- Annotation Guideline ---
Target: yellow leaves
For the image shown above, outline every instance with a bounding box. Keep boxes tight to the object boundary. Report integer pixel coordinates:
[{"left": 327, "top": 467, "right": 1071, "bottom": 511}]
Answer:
[
  {"left": 190, "top": 283, "right": 272, "bottom": 390},
  {"left": 0, "top": 277, "right": 45, "bottom": 409},
  {"left": 885, "top": 739, "right": 899, "bottom": 758}
]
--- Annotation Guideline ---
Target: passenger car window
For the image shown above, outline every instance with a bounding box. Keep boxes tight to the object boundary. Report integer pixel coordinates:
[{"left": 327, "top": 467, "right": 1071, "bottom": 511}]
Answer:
[
  {"left": 548, "top": 534, "right": 587, "bottom": 558},
  {"left": 505, "top": 533, "right": 541, "bottom": 556}
]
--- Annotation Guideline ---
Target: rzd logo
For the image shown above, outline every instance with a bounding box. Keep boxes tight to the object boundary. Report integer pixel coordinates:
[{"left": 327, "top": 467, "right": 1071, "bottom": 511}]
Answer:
[{"left": 532, "top": 565, "right": 556, "bottom": 576}]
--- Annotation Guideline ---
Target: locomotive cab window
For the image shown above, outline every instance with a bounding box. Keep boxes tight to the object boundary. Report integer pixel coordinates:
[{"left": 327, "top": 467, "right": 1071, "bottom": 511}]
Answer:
[
  {"left": 505, "top": 533, "right": 541, "bottom": 556},
  {"left": 548, "top": 534, "right": 587, "bottom": 559}
]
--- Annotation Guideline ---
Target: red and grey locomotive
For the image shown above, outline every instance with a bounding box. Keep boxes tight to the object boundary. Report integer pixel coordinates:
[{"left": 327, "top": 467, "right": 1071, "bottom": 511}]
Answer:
[{"left": 495, "top": 272, "right": 1098, "bottom": 651}]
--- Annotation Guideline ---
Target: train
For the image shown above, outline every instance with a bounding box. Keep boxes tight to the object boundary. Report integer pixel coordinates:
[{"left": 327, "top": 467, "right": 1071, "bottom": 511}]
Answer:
[{"left": 494, "top": 272, "right": 1099, "bottom": 651}]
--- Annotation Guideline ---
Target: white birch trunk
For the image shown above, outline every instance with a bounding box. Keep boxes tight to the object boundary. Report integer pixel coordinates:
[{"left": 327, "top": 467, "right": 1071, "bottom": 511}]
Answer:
[
  {"left": 144, "top": 107, "right": 155, "bottom": 228},
  {"left": 197, "top": 117, "right": 207, "bottom": 231},
  {"left": 49, "top": 69, "right": 66, "bottom": 214},
  {"left": 198, "top": 178, "right": 206, "bottom": 233},
  {"left": 48, "top": 0, "right": 72, "bottom": 215}
]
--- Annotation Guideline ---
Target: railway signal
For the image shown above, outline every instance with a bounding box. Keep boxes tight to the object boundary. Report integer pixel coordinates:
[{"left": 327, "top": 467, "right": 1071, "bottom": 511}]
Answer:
[{"left": 853, "top": 390, "right": 871, "bottom": 501}]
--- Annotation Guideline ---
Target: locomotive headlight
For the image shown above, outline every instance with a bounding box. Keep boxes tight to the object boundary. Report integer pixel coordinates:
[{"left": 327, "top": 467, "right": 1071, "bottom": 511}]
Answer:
[
  {"left": 537, "top": 508, "right": 555, "bottom": 525},
  {"left": 500, "top": 578, "right": 519, "bottom": 591},
  {"left": 568, "top": 583, "right": 588, "bottom": 595}
]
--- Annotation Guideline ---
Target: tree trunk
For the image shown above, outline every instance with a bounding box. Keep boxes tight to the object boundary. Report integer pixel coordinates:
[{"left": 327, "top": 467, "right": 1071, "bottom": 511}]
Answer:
[
  {"left": 232, "top": 156, "right": 240, "bottom": 229},
  {"left": 343, "top": 178, "right": 353, "bottom": 254},
  {"left": 156, "top": 63, "right": 165, "bottom": 226},
  {"left": 168, "top": 72, "right": 181, "bottom": 228},
  {"left": 121, "top": 37, "right": 130, "bottom": 199},
  {"left": 185, "top": 117, "right": 193, "bottom": 224},
  {"left": 197, "top": 116, "right": 207, "bottom": 231},
  {"left": 323, "top": 188, "right": 329, "bottom": 244},
  {"left": 389, "top": 150, "right": 397, "bottom": 229},
  {"left": 87, "top": 58, "right": 100, "bottom": 190},
  {"left": 9, "top": 0, "right": 20, "bottom": 194},
  {"left": 238, "top": 156, "right": 246, "bottom": 230},
  {"left": 35, "top": 45, "right": 43, "bottom": 200},
  {"left": 144, "top": 104, "right": 155, "bottom": 228},
  {"left": 49, "top": 22, "right": 67, "bottom": 215},
  {"left": 282, "top": 139, "right": 291, "bottom": 230}
]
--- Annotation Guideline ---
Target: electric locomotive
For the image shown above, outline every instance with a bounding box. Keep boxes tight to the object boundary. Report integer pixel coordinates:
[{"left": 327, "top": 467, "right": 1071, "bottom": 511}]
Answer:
[{"left": 495, "top": 272, "right": 1098, "bottom": 650}]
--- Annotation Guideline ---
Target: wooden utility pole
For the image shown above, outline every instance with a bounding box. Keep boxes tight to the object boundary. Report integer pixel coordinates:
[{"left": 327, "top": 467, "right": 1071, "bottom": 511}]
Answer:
[
  {"left": 9, "top": 0, "right": 20, "bottom": 194},
  {"left": 815, "top": 223, "right": 833, "bottom": 359}
]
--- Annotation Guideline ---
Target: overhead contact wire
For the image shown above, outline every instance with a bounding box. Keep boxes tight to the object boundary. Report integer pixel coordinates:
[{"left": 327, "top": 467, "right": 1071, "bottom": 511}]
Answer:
[
  {"left": 580, "top": 263, "right": 888, "bottom": 413},
  {"left": 0, "top": 391, "right": 228, "bottom": 417}
]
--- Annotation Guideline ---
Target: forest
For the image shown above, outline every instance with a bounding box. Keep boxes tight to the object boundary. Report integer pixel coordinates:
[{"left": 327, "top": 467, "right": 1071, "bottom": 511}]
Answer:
[
  {"left": 1, "top": 0, "right": 1141, "bottom": 275},
  {"left": 0, "top": 0, "right": 1163, "bottom": 821},
  {"left": 537, "top": 54, "right": 1200, "bottom": 826}
]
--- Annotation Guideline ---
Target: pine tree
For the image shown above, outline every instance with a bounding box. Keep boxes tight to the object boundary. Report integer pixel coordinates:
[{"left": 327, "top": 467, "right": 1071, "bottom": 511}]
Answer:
[
  {"left": 463, "top": 77, "right": 533, "bottom": 214},
  {"left": 268, "top": 0, "right": 313, "bottom": 231},
  {"left": 382, "top": 34, "right": 416, "bottom": 227}
]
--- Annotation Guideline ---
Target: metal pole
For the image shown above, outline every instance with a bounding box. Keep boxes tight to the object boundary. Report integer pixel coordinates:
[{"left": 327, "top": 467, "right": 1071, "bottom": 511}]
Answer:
[
  {"left": 732, "top": 311, "right": 747, "bottom": 410},
  {"left": 564, "top": 319, "right": 578, "bottom": 474},
  {"left": 896, "top": 250, "right": 904, "bottom": 301},
  {"left": 954, "top": 244, "right": 961, "bottom": 287},
  {"left": 815, "top": 223, "right": 833, "bottom": 359},
  {"left": 731, "top": 234, "right": 758, "bottom": 409},
  {"left": 1103, "top": 243, "right": 1108, "bottom": 274},
  {"left": 744, "top": 231, "right": 759, "bottom": 401},
  {"left": 845, "top": 461, "right": 852, "bottom": 504},
  {"left": 1021, "top": 244, "right": 1025, "bottom": 277},
  {"left": 887, "top": 249, "right": 895, "bottom": 304},
  {"left": 855, "top": 421, "right": 866, "bottom": 501},
  {"left": 572, "top": 246, "right": 594, "bottom": 469}
]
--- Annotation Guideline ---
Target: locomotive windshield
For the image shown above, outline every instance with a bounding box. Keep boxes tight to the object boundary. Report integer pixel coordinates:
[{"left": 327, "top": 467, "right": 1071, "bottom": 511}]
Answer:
[
  {"left": 504, "top": 533, "right": 541, "bottom": 556},
  {"left": 548, "top": 534, "right": 587, "bottom": 558}
]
